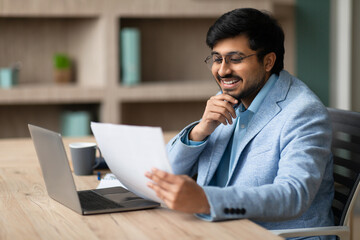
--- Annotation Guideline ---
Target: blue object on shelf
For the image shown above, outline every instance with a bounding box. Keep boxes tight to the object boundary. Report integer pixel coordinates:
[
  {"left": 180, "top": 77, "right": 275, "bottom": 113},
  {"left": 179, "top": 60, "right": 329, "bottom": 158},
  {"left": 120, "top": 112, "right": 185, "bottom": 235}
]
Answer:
[
  {"left": 121, "top": 28, "right": 141, "bottom": 86},
  {"left": 0, "top": 68, "right": 18, "bottom": 89},
  {"left": 61, "top": 111, "right": 91, "bottom": 137}
]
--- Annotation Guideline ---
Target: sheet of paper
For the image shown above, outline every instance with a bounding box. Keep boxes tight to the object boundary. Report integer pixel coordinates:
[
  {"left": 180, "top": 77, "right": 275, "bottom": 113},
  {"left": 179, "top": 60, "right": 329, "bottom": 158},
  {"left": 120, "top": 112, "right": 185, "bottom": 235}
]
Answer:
[
  {"left": 96, "top": 173, "right": 126, "bottom": 189},
  {"left": 91, "top": 122, "right": 173, "bottom": 203}
]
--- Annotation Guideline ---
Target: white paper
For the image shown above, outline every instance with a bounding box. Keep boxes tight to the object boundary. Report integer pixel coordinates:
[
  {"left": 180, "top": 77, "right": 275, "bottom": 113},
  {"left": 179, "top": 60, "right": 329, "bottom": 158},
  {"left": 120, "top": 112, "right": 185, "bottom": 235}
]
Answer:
[
  {"left": 91, "top": 122, "right": 173, "bottom": 203},
  {"left": 97, "top": 173, "right": 126, "bottom": 189}
]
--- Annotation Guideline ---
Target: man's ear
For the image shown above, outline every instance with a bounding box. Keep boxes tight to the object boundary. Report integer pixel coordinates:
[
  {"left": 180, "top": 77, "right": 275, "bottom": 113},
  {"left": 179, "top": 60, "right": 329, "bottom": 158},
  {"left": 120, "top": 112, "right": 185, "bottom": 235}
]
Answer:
[{"left": 264, "top": 52, "right": 276, "bottom": 72}]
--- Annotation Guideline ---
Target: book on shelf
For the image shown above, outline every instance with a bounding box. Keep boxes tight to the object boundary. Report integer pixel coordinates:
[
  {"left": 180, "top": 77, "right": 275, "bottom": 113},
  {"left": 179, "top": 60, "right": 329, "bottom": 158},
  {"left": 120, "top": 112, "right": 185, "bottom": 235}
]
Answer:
[{"left": 120, "top": 28, "right": 141, "bottom": 86}]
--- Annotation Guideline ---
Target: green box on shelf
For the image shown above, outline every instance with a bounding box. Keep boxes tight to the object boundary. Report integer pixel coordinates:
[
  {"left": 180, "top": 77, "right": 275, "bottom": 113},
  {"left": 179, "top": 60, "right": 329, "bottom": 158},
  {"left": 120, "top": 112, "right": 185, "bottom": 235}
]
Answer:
[{"left": 61, "top": 111, "right": 91, "bottom": 137}]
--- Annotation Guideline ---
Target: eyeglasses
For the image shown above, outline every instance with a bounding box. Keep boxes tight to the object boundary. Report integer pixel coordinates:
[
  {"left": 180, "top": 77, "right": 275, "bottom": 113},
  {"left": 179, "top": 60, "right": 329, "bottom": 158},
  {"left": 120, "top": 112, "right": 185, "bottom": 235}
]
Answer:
[{"left": 204, "top": 52, "right": 256, "bottom": 70}]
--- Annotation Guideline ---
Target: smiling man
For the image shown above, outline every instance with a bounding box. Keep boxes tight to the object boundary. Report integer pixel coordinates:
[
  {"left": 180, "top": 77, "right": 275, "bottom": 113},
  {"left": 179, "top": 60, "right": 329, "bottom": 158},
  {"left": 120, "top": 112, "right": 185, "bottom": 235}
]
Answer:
[{"left": 146, "top": 8, "right": 334, "bottom": 239}]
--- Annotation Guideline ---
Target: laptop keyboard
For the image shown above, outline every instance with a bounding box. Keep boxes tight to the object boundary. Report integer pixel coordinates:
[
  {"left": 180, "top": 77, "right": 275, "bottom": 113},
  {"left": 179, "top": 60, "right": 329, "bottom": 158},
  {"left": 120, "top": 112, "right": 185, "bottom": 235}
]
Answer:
[{"left": 78, "top": 190, "right": 123, "bottom": 211}]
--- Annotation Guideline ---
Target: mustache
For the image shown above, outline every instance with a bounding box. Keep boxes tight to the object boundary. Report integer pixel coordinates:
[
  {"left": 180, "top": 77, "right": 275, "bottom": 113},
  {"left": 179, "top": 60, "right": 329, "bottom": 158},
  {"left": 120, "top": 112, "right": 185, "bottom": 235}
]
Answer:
[{"left": 216, "top": 74, "right": 242, "bottom": 82}]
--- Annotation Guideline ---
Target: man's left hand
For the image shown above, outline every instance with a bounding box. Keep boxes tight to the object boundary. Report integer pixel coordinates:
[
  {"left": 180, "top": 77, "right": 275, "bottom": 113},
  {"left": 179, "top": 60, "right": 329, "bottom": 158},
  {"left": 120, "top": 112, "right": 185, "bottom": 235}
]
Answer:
[{"left": 145, "top": 168, "right": 210, "bottom": 214}]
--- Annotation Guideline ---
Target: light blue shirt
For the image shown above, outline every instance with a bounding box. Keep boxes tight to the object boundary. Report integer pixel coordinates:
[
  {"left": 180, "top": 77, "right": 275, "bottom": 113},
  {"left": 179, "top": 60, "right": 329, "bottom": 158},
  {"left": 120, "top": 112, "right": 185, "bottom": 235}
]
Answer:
[{"left": 182, "top": 73, "right": 279, "bottom": 187}]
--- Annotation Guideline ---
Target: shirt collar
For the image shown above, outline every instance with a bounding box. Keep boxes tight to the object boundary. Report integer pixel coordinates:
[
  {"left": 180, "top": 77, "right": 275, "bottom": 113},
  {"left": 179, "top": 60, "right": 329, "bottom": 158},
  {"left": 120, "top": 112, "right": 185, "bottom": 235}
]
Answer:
[{"left": 239, "top": 73, "right": 279, "bottom": 114}]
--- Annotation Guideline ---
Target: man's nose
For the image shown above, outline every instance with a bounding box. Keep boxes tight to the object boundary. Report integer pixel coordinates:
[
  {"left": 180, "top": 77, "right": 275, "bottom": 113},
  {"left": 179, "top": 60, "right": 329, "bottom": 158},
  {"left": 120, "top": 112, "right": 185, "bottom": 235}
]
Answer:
[{"left": 217, "top": 60, "right": 232, "bottom": 77}]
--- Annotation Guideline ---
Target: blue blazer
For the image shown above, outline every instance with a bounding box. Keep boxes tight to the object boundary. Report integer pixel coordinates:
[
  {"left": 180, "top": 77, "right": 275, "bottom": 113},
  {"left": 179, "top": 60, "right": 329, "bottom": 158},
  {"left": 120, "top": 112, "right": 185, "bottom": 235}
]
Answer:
[{"left": 166, "top": 70, "right": 334, "bottom": 230}]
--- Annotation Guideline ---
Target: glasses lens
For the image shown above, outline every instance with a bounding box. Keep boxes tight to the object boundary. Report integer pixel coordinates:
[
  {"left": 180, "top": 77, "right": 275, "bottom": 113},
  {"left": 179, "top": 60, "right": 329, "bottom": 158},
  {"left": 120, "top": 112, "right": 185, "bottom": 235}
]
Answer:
[
  {"left": 228, "top": 54, "right": 243, "bottom": 63},
  {"left": 205, "top": 56, "right": 213, "bottom": 70},
  {"left": 205, "top": 55, "right": 223, "bottom": 70}
]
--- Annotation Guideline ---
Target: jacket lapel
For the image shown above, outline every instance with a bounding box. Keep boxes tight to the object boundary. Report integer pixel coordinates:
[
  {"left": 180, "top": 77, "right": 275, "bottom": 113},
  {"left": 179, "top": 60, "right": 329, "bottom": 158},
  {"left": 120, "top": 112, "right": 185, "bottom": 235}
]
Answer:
[
  {"left": 201, "top": 122, "right": 236, "bottom": 185},
  {"left": 226, "top": 71, "right": 292, "bottom": 185}
]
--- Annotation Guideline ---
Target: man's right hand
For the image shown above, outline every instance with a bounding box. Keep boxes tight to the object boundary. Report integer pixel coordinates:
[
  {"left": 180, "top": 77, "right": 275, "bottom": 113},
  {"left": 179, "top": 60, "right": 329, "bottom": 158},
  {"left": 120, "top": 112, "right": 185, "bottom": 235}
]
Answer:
[{"left": 189, "top": 94, "right": 238, "bottom": 141}]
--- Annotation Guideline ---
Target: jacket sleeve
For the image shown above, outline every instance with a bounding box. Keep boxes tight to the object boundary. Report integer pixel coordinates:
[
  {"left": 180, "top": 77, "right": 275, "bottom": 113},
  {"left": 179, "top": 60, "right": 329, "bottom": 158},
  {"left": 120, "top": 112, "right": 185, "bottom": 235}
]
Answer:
[{"left": 166, "top": 121, "right": 209, "bottom": 176}]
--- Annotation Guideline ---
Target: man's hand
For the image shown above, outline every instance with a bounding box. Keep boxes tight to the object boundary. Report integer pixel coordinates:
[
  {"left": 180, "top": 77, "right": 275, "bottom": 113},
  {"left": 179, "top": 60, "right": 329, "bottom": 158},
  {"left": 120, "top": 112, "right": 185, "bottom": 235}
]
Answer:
[
  {"left": 145, "top": 168, "right": 210, "bottom": 214},
  {"left": 190, "top": 94, "right": 238, "bottom": 141}
]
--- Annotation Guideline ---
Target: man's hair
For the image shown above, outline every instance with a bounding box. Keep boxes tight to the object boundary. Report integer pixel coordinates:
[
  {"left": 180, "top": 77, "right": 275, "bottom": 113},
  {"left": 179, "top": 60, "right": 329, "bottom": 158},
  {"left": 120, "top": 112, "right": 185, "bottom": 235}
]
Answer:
[{"left": 206, "top": 8, "right": 284, "bottom": 75}]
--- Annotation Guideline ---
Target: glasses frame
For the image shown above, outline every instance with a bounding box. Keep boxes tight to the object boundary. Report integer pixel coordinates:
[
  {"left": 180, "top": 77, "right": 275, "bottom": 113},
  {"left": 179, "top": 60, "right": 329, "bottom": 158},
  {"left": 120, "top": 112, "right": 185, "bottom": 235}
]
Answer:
[{"left": 204, "top": 52, "right": 257, "bottom": 70}]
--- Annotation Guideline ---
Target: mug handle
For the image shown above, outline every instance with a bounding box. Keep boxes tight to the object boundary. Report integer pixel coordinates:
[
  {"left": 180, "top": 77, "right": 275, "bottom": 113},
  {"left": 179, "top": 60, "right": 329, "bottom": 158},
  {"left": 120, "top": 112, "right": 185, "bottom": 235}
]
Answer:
[{"left": 92, "top": 146, "right": 102, "bottom": 169}]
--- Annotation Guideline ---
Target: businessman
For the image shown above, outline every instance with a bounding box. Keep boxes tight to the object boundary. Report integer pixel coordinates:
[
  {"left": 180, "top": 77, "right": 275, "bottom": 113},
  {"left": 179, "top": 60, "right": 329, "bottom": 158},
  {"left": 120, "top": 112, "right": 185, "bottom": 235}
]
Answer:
[{"left": 145, "top": 8, "right": 334, "bottom": 237}]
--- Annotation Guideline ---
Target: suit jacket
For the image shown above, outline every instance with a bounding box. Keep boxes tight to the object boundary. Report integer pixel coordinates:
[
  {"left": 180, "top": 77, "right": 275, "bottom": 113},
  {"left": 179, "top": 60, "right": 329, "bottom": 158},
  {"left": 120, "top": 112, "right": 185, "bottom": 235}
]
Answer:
[{"left": 166, "top": 70, "right": 334, "bottom": 230}]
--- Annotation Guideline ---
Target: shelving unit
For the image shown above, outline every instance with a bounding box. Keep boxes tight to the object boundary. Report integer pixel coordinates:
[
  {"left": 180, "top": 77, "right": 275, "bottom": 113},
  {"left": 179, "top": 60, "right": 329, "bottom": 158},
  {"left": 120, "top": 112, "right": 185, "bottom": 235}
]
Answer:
[
  {"left": 0, "top": 84, "right": 104, "bottom": 104},
  {"left": 0, "top": 0, "right": 295, "bottom": 138}
]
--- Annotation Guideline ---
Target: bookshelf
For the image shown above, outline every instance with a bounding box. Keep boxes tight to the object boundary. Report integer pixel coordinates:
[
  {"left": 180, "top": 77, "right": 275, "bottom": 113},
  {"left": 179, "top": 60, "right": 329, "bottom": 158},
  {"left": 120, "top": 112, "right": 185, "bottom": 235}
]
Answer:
[{"left": 0, "top": 0, "right": 295, "bottom": 138}]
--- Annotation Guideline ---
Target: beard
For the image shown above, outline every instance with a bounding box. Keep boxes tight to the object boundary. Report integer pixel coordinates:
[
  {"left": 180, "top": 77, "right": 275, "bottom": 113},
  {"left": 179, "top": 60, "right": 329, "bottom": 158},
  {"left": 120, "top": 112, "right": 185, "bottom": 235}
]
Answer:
[{"left": 215, "top": 70, "right": 267, "bottom": 102}]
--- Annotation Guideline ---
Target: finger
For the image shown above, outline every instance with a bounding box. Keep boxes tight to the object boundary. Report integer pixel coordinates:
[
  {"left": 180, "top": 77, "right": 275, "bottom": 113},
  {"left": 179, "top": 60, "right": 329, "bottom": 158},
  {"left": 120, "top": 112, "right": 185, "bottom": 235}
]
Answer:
[
  {"left": 146, "top": 171, "right": 174, "bottom": 190},
  {"left": 205, "top": 105, "right": 233, "bottom": 125},
  {"left": 145, "top": 171, "right": 168, "bottom": 186},
  {"left": 147, "top": 181, "right": 176, "bottom": 202},
  {"left": 212, "top": 94, "right": 238, "bottom": 106},
  {"left": 163, "top": 198, "right": 173, "bottom": 209},
  {"left": 147, "top": 181, "right": 165, "bottom": 199},
  {"left": 145, "top": 171, "right": 152, "bottom": 179},
  {"left": 211, "top": 100, "right": 237, "bottom": 119},
  {"left": 208, "top": 98, "right": 237, "bottom": 120},
  {"left": 207, "top": 105, "right": 234, "bottom": 124},
  {"left": 151, "top": 168, "right": 178, "bottom": 183},
  {"left": 206, "top": 111, "right": 229, "bottom": 125},
  {"left": 145, "top": 171, "right": 158, "bottom": 182}
]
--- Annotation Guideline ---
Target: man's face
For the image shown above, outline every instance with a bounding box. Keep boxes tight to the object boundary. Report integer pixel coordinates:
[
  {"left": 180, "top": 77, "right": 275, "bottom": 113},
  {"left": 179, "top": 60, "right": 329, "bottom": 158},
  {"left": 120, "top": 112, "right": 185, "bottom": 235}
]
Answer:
[{"left": 210, "top": 35, "right": 271, "bottom": 107}]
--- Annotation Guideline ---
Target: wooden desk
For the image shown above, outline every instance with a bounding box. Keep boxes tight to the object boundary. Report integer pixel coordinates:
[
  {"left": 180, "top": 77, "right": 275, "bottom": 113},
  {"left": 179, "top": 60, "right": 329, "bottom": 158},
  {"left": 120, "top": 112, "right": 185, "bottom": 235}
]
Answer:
[{"left": 0, "top": 136, "right": 283, "bottom": 240}]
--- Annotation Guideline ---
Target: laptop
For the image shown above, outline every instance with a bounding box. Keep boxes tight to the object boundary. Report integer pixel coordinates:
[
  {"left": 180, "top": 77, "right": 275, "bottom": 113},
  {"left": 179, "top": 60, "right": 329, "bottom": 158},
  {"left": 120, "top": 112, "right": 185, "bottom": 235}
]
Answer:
[{"left": 28, "top": 124, "right": 160, "bottom": 215}]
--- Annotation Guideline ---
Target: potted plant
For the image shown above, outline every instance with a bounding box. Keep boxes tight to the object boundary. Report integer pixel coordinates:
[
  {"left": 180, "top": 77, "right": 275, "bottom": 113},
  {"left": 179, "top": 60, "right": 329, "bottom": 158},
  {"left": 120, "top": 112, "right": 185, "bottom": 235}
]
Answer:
[{"left": 54, "top": 53, "right": 72, "bottom": 84}]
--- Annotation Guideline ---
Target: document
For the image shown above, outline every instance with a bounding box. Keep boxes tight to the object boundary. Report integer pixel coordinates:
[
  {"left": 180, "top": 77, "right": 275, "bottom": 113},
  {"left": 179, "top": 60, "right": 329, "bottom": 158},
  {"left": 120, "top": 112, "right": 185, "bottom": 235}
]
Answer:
[
  {"left": 91, "top": 122, "right": 173, "bottom": 203},
  {"left": 97, "top": 173, "right": 126, "bottom": 189}
]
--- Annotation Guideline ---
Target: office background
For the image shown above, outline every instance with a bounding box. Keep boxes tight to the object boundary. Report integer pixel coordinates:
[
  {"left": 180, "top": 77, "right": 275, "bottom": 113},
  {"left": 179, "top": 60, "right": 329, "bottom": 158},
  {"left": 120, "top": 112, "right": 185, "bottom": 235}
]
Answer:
[
  {"left": 1, "top": 1, "right": 359, "bottom": 239},
  {"left": 0, "top": 0, "right": 358, "bottom": 138}
]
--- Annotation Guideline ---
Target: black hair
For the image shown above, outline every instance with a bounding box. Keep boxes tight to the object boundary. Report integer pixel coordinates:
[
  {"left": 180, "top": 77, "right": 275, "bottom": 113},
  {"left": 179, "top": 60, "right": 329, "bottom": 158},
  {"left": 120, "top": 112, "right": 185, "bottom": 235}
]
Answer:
[{"left": 206, "top": 8, "right": 284, "bottom": 75}]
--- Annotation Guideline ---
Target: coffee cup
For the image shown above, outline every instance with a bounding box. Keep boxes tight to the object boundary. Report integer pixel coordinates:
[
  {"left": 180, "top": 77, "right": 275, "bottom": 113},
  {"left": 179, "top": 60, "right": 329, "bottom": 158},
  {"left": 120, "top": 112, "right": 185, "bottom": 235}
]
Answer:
[{"left": 69, "top": 142, "right": 101, "bottom": 175}]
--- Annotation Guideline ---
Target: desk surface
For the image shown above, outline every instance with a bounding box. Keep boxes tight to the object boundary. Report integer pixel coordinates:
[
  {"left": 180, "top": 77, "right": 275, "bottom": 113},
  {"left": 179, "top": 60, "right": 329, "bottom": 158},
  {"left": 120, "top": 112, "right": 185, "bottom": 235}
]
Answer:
[{"left": 0, "top": 135, "right": 283, "bottom": 240}]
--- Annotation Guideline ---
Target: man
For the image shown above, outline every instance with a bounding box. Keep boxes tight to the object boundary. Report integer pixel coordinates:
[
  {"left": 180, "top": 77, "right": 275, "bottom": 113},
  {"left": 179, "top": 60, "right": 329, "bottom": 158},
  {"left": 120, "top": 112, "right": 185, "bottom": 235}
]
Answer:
[{"left": 145, "top": 8, "right": 334, "bottom": 237}]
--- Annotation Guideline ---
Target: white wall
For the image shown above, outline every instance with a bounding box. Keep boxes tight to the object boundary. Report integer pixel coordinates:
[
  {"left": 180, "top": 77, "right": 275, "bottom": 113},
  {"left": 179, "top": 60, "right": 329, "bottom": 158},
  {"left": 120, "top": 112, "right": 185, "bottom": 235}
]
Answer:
[
  {"left": 352, "top": 0, "right": 360, "bottom": 111},
  {"left": 330, "top": 0, "right": 352, "bottom": 110}
]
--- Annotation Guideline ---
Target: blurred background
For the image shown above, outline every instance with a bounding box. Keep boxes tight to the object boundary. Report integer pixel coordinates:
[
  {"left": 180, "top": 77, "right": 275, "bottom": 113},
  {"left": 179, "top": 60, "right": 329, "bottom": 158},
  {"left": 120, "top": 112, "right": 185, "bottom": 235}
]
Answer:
[
  {"left": 0, "top": 0, "right": 358, "bottom": 138},
  {"left": 1, "top": 1, "right": 359, "bottom": 239}
]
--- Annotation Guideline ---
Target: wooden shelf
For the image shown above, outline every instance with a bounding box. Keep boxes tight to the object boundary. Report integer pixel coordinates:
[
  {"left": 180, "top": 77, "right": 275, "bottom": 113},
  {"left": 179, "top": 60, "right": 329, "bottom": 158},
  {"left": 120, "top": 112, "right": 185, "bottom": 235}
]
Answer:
[
  {"left": 0, "top": 0, "right": 103, "bottom": 16},
  {"left": 118, "top": 81, "right": 218, "bottom": 102},
  {"left": 0, "top": 84, "right": 104, "bottom": 104},
  {"left": 0, "top": 0, "right": 294, "bottom": 17}
]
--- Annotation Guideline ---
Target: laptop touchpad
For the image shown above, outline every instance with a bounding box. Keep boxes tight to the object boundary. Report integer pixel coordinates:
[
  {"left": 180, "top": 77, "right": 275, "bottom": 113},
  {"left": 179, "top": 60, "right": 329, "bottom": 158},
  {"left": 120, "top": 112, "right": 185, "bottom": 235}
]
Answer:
[
  {"left": 104, "top": 192, "right": 143, "bottom": 203},
  {"left": 94, "top": 187, "right": 143, "bottom": 203}
]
